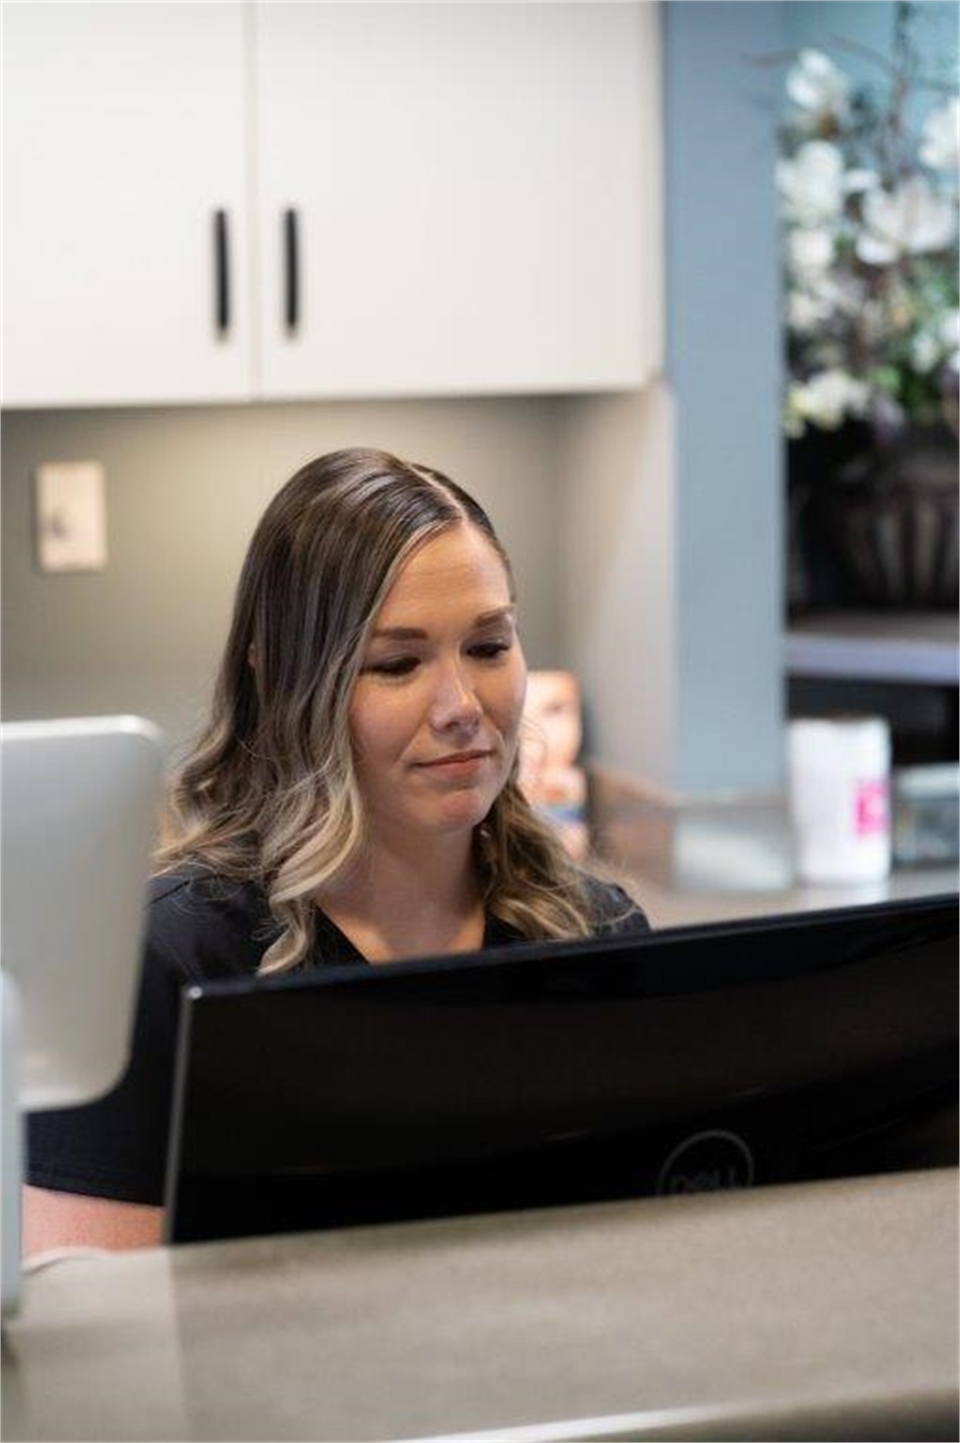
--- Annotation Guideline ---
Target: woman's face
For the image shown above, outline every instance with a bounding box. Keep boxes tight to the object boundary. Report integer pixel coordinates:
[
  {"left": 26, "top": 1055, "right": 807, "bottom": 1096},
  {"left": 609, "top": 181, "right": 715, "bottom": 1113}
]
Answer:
[{"left": 350, "top": 523, "right": 527, "bottom": 846}]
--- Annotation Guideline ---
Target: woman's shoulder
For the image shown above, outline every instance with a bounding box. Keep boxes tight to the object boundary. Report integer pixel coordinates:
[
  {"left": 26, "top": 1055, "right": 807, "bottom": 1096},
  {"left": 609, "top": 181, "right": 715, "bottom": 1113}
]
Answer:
[
  {"left": 149, "top": 865, "right": 259, "bottom": 908},
  {"left": 484, "top": 873, "right": 651, "bottom": 949},
  {"left": 578, "top": 872, "right": 651, "bottom": 937},
  {"left": 146, "top": 866, "right": 278, "bottom": 982}
]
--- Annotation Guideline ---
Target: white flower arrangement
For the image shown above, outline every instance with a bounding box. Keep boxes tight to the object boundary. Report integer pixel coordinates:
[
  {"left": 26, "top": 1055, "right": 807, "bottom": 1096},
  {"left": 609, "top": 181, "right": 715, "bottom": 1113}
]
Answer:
[{"left": 779, "top": 9, "right": 959, "bottom": 441}]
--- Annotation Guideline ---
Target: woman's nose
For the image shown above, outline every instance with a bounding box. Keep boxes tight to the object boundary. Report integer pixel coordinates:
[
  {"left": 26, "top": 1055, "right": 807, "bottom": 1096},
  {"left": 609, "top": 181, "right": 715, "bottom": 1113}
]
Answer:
[{"left": 429, "top": 662, "right": 482, "bottom": 732}]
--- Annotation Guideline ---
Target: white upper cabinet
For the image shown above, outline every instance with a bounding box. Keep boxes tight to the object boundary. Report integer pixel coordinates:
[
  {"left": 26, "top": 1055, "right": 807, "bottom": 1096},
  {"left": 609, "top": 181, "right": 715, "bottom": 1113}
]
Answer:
[
  {"left": 1, "top": 3, "right": 252, "bottom": 408},
  {"left": 253, "top": 3, "right": 661, "bottom": 399},
  {"left": 2, "top": 3, "right": 661, "bottom": 409}
]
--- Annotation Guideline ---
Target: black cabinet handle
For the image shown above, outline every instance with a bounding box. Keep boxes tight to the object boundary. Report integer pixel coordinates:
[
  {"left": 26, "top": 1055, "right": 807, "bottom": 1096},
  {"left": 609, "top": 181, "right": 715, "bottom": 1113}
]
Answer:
[
  {"left": 214, "top": 210, "right": 230, "bottom": 335},
  {"left": 284, "top": 208, "right": 300, "bottom": 334}
]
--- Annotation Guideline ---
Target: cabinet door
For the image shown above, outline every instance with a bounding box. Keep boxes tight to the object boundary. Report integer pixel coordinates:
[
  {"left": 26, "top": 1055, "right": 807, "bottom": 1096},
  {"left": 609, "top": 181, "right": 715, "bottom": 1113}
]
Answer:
[
  {"left": 2, "top": 4, "right": 252, "bottom": 408},
  {"left": 254, "top": 3, "right": 660, "bottom": 399}
]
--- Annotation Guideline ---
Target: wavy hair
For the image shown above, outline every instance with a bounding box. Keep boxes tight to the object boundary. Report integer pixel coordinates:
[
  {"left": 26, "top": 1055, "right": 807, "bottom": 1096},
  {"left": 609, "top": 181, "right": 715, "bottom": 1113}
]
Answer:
[{"left": 156, "top": 448, "right": 593, "bottom": 971}]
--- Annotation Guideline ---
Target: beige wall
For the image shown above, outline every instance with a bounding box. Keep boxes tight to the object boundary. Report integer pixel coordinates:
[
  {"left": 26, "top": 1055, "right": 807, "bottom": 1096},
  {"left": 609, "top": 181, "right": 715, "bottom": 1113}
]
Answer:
[
  {"left": 557, "top": 385, "right": 676, "bottom": 794},
  {"left": 1, "top": 397, "right": 569, "bottom": 758}
]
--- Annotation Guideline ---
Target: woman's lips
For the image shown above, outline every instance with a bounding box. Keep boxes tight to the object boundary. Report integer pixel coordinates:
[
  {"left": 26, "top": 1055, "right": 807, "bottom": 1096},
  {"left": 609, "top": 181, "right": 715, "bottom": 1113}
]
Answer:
[{"left": 416, "top": 750, "right": 492, "bottom": 777}]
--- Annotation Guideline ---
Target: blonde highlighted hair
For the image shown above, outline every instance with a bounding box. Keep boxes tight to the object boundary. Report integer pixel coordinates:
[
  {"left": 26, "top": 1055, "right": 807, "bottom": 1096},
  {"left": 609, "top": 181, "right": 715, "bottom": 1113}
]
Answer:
[{"left": 156, "top": 448, "right": 592, "bottom": 971}]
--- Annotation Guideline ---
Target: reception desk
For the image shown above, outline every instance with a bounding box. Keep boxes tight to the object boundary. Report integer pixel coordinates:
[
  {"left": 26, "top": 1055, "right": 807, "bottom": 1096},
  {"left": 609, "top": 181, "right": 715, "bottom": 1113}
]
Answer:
[{"left": 3, "top": 1167, "right": 957, "bottom": 1441}]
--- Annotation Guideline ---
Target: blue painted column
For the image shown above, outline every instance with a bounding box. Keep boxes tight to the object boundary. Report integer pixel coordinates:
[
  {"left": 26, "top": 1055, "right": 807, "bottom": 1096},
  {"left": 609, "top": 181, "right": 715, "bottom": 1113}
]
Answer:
[{"left": 663, "top": 1, "right": 785, "bottom": 792}]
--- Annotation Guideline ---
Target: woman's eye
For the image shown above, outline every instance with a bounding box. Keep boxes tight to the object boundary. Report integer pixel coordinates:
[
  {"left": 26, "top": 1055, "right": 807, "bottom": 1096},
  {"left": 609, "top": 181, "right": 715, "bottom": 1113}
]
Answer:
[
  {"left": 366, "top": 657, "right": 419, "bottom": 677},
  {"left": 470, "top": 641, "right": 511, "bottom": 661}
]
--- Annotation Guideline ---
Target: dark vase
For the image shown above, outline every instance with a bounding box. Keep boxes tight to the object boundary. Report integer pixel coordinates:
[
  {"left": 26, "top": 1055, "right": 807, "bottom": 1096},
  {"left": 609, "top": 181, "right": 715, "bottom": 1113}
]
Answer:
[{"left": 787, "top": 420, "right": 959, "bottom": 614}]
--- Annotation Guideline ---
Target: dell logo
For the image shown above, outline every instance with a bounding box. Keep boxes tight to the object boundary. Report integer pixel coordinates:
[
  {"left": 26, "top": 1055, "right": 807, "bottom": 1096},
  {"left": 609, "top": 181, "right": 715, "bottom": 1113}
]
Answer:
[{"left": 656, "top": 1129, "right": 755, "bottom": 1196}]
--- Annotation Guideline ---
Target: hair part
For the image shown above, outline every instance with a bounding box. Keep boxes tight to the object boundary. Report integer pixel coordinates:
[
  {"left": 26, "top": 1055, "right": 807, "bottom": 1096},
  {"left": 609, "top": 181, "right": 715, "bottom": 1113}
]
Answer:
[{"left": 157, "top": 448, "right": 592, "bottom": 968}]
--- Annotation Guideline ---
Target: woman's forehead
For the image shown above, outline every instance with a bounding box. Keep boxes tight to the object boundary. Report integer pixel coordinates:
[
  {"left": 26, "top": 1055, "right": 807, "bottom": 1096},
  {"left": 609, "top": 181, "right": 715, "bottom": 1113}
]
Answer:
[{"left": 377, "top": 526, "right": 512, "bottom": 619}]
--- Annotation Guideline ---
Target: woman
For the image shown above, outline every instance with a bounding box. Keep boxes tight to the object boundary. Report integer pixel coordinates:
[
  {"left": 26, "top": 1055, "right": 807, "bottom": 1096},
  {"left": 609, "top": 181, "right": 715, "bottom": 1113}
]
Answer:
[{"left": 26, "top": 448, "right": 648, "bottom": 1252}]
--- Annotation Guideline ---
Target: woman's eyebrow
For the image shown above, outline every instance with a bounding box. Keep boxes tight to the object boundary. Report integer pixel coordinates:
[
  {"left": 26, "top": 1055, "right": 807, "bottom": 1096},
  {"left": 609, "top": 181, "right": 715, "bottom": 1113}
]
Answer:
[
  {"left": 371, "top": 607, "right": 515, "bottom": 641},
  {"left": 473, "top": 606, "right": 516, "bottom": 628},
  {"left": 370, "top": 626, "right": 428, "bottom": 640}
]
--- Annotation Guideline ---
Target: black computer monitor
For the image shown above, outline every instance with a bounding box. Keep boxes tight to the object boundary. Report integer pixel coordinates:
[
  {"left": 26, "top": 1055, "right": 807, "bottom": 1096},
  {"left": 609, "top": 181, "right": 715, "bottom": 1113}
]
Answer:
[{"left": 164, "top": 893, "right": 958, "bottom": 1245}]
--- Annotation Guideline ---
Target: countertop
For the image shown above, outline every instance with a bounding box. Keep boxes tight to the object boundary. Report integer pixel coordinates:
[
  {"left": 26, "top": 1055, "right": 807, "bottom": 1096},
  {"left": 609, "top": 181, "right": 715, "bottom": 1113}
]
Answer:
[
  {"left": 626, "top": 863, "right": 958, "bottom": 931},
  {"left": 3, "top": 1168, "right": 957, "bottom": 1442}
]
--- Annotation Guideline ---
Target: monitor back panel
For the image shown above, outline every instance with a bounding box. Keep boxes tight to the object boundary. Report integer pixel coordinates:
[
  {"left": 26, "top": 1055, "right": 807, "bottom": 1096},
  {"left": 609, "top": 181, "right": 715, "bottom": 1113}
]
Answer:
[{"left": 166, "top": 895, "right": 958, "bottom": 1244}]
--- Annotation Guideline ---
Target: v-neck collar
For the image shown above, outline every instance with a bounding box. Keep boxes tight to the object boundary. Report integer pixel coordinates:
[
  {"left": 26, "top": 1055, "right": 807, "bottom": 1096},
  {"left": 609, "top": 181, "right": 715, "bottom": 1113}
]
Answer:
[{"left": 310, "top": 906, "right": 521, "bottom": 966}]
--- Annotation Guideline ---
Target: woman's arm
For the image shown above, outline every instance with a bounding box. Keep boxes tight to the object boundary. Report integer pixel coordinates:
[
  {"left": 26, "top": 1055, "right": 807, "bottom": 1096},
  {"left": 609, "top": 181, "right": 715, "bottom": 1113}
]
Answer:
[{"left": 22, "top": 1184, "right": 164, "bottom": 1254}]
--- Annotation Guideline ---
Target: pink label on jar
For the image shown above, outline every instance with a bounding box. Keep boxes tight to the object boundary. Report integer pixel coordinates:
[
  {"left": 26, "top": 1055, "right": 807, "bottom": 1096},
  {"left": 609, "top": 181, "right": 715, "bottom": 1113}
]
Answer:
[{"left": 854, "top": 779, "right": 889, "bottom": 835}]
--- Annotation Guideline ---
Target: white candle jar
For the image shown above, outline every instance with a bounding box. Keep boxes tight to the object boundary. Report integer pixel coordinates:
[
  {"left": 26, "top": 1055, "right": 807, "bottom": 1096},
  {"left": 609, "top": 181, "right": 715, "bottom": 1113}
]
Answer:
[{"left": 787, "top": 716, "right": 892, "bottom": 885}]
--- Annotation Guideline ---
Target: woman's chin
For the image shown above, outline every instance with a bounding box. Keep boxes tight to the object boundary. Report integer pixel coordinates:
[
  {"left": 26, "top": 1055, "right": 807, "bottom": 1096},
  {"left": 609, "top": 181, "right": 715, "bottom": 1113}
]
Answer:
[
  {"left": 415, "top": 789, "right": 495, "bottom": 836},
  {"left": 366, "top": 781, "right": 500, "bottom": 845},
  {"left": 432, "top": 801, "right": 492, "bottom": 834}
]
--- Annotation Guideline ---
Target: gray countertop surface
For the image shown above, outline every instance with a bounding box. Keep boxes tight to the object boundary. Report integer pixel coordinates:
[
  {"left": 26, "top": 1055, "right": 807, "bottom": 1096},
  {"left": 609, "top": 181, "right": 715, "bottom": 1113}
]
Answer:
[
  {"left": 625, "top": 865, "right": 958, "bottom": 931},
  {"left": 4, "top": 1168, "right": 957, "bottom": 1442}
]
